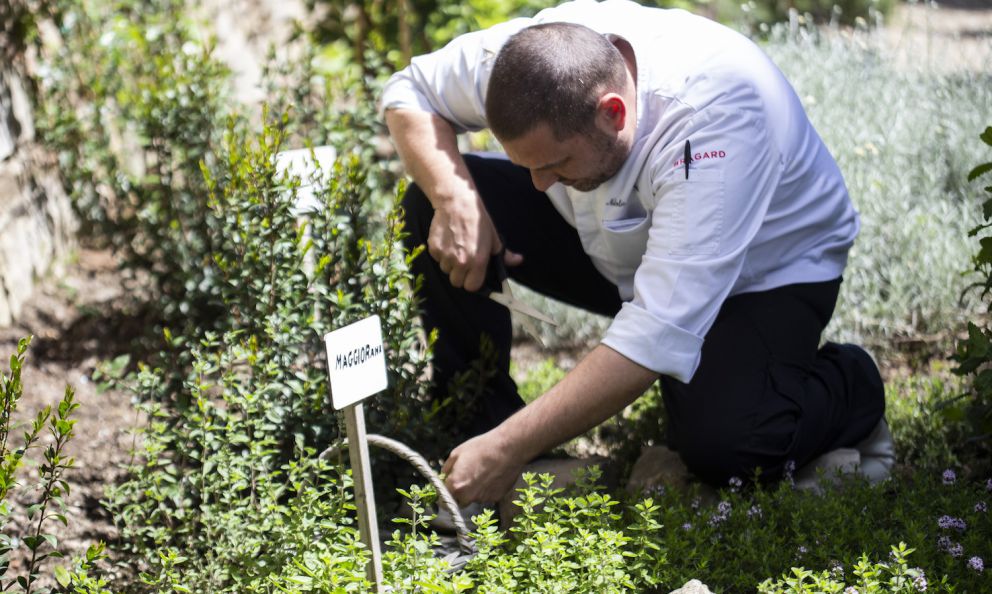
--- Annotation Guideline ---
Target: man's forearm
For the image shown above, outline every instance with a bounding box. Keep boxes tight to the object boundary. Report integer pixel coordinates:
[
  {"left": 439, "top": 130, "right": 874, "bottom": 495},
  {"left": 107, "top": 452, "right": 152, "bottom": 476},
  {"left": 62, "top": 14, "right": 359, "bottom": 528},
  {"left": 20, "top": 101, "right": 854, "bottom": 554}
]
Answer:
[
  {"left": 494, "top": 344, "right": 660, "bottom": 463},
  {"left": 384, "top": 108, "right": 478, "bottom": 208},
  {"left": 385, "top": 108, "right": 508, "bottom": 290}
]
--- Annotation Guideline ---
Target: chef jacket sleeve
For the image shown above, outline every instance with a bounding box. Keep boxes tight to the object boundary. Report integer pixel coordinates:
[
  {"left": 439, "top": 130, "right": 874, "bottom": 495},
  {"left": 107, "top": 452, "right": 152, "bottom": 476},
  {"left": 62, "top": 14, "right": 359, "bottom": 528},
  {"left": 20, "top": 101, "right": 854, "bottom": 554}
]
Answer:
[{"left": 379, "top": 18, "right": 532, "bottom": 133}]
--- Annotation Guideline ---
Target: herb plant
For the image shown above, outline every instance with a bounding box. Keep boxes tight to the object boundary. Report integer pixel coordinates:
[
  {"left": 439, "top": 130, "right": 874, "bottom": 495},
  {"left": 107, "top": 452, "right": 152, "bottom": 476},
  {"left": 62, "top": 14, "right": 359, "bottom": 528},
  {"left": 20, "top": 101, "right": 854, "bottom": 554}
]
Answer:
[{"left": 1, "top": 337, "right": 111, "bottom": 594}]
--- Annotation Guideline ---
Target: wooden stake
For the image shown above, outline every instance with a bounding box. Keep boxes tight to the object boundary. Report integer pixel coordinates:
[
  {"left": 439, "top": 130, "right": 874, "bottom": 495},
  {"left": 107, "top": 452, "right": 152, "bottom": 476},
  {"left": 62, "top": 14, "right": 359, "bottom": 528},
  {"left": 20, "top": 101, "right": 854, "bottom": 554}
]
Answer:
[{"left": 344, "top": 402, "right": 384, "bottom": 591}]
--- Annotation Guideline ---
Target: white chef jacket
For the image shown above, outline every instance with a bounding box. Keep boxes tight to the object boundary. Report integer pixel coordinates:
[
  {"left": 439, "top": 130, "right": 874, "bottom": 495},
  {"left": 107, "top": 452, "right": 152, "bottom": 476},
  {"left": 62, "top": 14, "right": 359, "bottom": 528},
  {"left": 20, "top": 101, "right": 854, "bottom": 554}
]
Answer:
[{"left": 380, "top": 0, "right": 859, "bottom": 382}]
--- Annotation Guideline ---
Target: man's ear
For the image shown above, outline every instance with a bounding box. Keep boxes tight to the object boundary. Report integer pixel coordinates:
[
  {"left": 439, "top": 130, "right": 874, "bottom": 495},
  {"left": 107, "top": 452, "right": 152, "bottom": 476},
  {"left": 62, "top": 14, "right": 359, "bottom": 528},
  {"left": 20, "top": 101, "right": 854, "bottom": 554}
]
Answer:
[{"left": 598, "top": 93, "right": 627, "bottom": 131}]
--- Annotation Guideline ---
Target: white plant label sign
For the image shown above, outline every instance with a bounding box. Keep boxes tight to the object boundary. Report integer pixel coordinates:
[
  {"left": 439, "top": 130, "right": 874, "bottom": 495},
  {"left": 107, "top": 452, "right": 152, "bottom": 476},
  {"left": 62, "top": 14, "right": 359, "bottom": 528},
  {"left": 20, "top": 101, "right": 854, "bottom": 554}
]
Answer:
[{"left": 324, "top": 315, "right": 388, "bottom": 410}]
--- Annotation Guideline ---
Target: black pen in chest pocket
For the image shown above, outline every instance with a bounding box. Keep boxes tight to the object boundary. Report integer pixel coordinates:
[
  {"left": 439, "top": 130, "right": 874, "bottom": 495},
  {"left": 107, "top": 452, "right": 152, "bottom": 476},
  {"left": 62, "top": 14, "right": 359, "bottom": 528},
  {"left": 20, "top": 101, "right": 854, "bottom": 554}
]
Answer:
[{"left": 684, "top": 139, "right": 692, "bottom": 180}]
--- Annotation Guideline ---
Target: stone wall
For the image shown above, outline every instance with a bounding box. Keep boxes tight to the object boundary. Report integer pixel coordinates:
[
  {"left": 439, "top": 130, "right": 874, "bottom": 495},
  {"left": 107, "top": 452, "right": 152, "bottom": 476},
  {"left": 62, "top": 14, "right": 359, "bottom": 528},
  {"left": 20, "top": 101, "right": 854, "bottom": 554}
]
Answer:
[{"left": 0, "top": 65, "right": 75, "bottom": 327}]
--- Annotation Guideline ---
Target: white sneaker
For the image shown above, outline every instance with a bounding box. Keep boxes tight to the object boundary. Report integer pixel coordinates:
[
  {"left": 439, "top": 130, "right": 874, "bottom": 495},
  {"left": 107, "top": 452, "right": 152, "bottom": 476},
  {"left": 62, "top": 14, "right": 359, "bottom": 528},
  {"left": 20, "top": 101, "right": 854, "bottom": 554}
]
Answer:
[
  {"left": 855, "top": 417, "right": 896, "bottom": 483},
  {"left": 795, "top": 448, "right": 861, "bottom": 491},
  {"left": 794, "top": 417, "right": 895, "bottom": 491}
]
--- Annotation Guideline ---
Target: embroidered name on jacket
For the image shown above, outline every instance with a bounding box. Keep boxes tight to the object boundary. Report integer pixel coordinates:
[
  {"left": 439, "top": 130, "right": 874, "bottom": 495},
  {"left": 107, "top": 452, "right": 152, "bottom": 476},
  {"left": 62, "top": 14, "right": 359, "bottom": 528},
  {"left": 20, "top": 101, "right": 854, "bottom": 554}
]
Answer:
[
  {"left": 606, "top": 197, "right": 626, "bottom": 207},
  {"left": 673, "top": 150, "right": 727, "bottom": 168}
]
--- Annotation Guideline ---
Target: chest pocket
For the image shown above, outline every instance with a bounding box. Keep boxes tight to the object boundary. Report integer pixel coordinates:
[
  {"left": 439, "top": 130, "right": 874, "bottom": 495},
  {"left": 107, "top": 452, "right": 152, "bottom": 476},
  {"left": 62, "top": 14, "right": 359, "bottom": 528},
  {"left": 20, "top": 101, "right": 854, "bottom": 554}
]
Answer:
[
  {"left": 601, "top": 210, "right": 652, "bottom": 273},
  {"left": 654, "top": 169, "right": 725, "bottom": 257}
]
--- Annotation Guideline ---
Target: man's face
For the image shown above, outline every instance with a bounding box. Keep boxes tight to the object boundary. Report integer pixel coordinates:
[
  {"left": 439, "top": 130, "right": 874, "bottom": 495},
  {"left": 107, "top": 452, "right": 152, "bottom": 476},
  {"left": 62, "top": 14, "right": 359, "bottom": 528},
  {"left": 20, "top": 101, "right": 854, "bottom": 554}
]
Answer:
[{"left": 502, "top": 122, "right": 630, "bottom": 193}]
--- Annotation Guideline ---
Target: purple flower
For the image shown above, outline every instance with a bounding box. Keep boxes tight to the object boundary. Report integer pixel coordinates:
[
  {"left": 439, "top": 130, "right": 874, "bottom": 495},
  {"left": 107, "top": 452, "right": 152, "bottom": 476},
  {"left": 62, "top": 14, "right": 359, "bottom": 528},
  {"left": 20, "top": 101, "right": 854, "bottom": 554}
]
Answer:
[
  {"left": 937, "top": 536, "right": 952, "bottom": 551},
  {"left": 912, "top": 568, "right": 927, "bottom": 592},
  {"left": 747, "top": 504, "right": 763, "bottom": 519},
  {"left": 976, "top": 501, "right": 988, "bottom": 513},
  {"left": 949, "top": 543, "right": 964, "bottom": 558},
  {"left": 691, "top": 497, "right": 701, "bottom": 511},
  {"left": 709, "top": 501, "right": 732, "bottom": 526},
  {"left": 728, "top": 476, "right": 743, "bottom": 492},
  {"left": 937, "top": 515, "right": 967, "bottom": 531},
  {"left": 797, "top": 545, "right": 808, "bottom": 555},
  {"left": 829, "top": 560, "right": 844, "bottom": 578},
  {"left": 844, "top": 587, "right": 859, "bottom": 594},
  {"left": 968, "top": 556, "right": 984, "bottom": 572},
  {"left": 986, "top": 478, "right": 992, "bottom": 493},
  {"left": 784, "top": 460, "right": 796, "bottom": 481},
  {"left": 942, "top": 469, "right": 957, "bottom": 485},
  {"left": 681, "top": 522, "right": 693, "bottom": 531}
]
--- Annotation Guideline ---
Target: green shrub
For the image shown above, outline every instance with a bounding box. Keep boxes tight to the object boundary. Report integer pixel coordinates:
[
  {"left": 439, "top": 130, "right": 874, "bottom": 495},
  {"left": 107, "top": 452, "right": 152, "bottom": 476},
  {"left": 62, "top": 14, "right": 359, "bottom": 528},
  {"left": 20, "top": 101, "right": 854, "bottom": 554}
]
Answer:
[
  {"left": 0, "top": 337, "right": 111, "bottom": 594},
  {"left": 951, "top": 125, "right": 992, "bottom": 474},
  {"left": 769, "top": 30, "right": 992, "bottom": 358},
  {"left": 626, "top": 469, "right": 990, "bottom": 593},
  {"left": 107, "top": 342, "right": 368, "bottom": 591},
  {"left": 758, "top": 543, "right": 937, "bottom": 593},
  {"left": 102, "top": 128, "right": 443, "bottom": 589},
  {"left": 886, "top": 364, "right": 970, "bottom": 472},
  {"left": 37, "top": 0, "right": 230, "bottom": 329},
  {"left": 36, "top": 0, "right": 454, "bottom": 456},
  {"left": 452, "top": 471, "right": 655, "bottom": 592}
]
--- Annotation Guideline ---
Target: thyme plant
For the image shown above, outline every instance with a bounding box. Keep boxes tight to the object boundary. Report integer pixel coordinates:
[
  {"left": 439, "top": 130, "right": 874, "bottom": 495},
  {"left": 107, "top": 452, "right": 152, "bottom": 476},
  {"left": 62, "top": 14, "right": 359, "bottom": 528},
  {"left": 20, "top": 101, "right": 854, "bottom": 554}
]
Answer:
[{"left": 0, "top": 338, "right": 110, "bottom": 594}]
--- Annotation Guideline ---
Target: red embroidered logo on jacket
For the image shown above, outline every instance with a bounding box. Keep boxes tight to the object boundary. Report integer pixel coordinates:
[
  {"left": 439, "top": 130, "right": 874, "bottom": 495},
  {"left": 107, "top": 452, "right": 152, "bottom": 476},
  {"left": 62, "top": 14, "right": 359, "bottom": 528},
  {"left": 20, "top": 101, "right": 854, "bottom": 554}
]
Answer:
[{"left": 673, "top": 150, "right": 726, "bottom": 168}]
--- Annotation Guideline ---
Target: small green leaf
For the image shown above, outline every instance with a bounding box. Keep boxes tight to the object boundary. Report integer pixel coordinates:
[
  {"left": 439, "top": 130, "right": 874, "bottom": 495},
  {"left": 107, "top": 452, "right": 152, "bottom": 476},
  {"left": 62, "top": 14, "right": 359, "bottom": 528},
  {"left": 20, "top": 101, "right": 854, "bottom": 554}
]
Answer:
[
  {"left": 54, "top": 564, "right": 71, "bottom": 587},
  {"left": 981, "top": 126, "right": 992, "bottom": 146},
  {"left": 43, "top": 533, "right": 58, "bottom": 549},
  {"left": 969, "top": 162, "right": 992, "bottom": 182}
]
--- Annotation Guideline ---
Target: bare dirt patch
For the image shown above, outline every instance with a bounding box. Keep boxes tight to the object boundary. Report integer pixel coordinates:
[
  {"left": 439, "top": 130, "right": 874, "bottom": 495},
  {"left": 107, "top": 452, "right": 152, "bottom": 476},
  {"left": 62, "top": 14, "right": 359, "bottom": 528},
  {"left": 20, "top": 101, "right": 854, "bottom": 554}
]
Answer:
[{"left": 1, "top": 248, "right": 149, "bottom": 573}]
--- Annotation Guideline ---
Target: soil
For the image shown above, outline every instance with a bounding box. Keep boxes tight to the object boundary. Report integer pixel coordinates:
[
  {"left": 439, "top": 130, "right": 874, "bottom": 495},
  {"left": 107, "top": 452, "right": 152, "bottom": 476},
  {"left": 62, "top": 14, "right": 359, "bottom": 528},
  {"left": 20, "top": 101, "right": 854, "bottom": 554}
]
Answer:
[
  {"left": 1, "top": 0, "right": 989, "bottom": 582},
  {"left": 0, "top": 248, "right": 149, "bottom": 575}
]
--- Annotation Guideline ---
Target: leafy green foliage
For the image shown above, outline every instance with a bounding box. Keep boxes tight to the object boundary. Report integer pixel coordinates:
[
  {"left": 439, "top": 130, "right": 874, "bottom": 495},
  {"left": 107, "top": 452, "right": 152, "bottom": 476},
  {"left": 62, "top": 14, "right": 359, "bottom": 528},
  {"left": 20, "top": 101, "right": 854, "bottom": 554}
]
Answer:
[
  {"left": 377, "top": 467, "right": 990, "bottom": 593},
  {"left": 630, "top": 469, "right": 989, "bottom": 592},
  {"left": 102, "top": 124, "right": 442, "bottom": 588},
  {"left": 465, "top": 470, "right": 648, "bottom": 593},
  {"left": 28, "top": 0, "right": 992, "bottom": 591},
  {"left": 36, "top": 0, "right": 230, "bottom": 329},
  {"left": 758, "top": 543, "right": 936, "bottom": 593},
  {"left": 0, "top": 338, "right": 111, "bottom": 594},
  {"left": 305, "top": 0, "right": 555, "bottom": 76},
  {"left": 951, "top": 126, "right": 992, "bottom": 470},
  {"left": 108, "top": 345, "right": 370, "bottom": 592},
  {"left": 886, "top": 364, "right": 970, "bottom": 472}
]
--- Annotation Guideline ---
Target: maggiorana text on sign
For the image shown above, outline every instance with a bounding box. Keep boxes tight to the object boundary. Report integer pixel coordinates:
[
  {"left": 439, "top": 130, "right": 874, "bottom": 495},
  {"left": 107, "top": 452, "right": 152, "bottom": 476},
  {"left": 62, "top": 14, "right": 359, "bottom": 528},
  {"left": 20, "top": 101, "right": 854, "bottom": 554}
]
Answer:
[
  {"left": 324, "top": 315, "right": 388, "bottom": 410},
  {"left": 335, "top": 343, "right": 384, "bottom": 370}
]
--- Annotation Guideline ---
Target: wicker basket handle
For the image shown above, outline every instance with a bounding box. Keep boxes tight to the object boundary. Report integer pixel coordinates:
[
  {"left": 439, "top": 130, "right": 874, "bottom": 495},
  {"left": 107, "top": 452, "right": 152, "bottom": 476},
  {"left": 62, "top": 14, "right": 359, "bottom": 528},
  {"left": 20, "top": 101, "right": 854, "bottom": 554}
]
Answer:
[{"left": 320, "top": 434, "right": 476, "bottom": 556}]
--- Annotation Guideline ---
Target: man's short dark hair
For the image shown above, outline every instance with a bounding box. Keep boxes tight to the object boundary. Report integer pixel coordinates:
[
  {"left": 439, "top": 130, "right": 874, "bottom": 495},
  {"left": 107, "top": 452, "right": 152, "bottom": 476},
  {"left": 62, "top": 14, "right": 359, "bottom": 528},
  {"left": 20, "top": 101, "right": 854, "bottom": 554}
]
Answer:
[{"left": 485, "top": 22, "right": 627, "bottom": 142}]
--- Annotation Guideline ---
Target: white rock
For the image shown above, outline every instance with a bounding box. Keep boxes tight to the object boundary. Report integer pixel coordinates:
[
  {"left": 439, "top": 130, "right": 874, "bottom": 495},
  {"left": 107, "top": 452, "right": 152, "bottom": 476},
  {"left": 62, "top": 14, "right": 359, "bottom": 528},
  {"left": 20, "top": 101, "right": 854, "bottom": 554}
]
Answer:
[{"left": 668, "top": 578, "right": 716, "bottom": 594}]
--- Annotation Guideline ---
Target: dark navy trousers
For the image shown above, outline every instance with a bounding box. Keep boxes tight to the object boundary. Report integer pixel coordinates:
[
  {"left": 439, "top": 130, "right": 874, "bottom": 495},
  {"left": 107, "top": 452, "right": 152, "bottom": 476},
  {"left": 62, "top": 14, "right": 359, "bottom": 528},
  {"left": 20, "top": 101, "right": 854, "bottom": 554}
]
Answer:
[{"left": 401, "top": 154, "right": 884, "bottom": 485}]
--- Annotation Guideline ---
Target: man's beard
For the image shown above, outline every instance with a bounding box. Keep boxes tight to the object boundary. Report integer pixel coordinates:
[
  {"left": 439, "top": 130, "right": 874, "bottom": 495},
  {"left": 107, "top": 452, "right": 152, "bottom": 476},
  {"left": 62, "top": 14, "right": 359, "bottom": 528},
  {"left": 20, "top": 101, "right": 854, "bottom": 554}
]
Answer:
[{"left": 563, "top": 129, "right": 630, "bottom": 192}]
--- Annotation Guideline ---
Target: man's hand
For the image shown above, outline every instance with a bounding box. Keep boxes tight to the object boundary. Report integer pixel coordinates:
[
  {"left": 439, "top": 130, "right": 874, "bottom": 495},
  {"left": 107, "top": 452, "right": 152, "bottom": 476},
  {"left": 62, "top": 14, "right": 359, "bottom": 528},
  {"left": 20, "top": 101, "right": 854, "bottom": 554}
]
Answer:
[
  {"left": 429, "top": 198, "right": 497, "bottom": 292},
  {"left": 429, "top": 199, "right": 523, "bottom": 292},
  {"left": 441, "top": 346, "right": 660, "bottom": 507},
  {"left": 441, "top": 430, "right": 524, "bottom": 506},
  {"left": 384, "top": 109, "right": 523, "bottom": 292}
]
